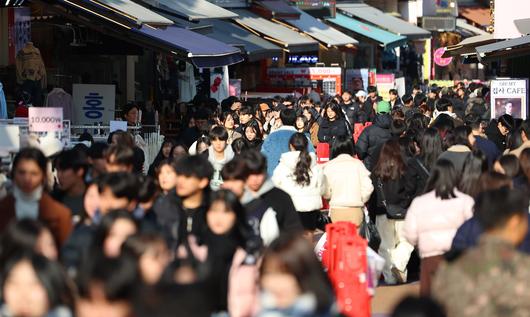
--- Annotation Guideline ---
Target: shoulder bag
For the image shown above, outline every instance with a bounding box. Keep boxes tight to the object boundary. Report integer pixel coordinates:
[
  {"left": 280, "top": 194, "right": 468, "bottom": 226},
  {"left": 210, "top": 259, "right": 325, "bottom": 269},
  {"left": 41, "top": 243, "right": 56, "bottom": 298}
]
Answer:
[{"left": 377, "top": 178, "right": 407, "bottom": 220}]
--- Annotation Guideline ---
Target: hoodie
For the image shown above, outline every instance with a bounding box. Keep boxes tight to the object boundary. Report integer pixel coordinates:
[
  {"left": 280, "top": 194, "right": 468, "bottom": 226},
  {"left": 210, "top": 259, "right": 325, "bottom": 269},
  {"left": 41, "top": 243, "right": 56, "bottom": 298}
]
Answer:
[
  {"left": 271, "top": 151, "right": 326, "bottom": 212},
  {"left": 241, "top": 179, "right": 303, "bottom": 245},
  {"left": 205, "top": 145, "right": 235, "bottom": 190}
]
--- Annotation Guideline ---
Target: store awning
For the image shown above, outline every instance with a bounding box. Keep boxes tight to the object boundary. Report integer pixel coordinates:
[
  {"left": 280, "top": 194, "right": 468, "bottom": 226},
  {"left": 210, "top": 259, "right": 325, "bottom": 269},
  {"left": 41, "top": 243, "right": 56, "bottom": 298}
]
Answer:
[
  {"left": 459, "top": 6, "right": 490, "bottom": 28},
  {"left": 232, "top": 9, "right": 319, "bottom": 53},
  {"left": 327, "top": 13, "right": 407, "bottom": 49},
  {"left": 476, "top": 35, "right": 530, "bottom": 62},
  {"left": 54, "top": 0, "right": 172, "bottom": 28},
  {"left": 253, "top": 0, "right": 300, "bottom": 20},
  {"left": 206, "top": 19, "right": 282, "bottom": 62},
  {"left": 141, "top": 0, "right": 238, "bottom": 21},
  {"left": 442, "top": 33, "right": 494, "bottom": 58},
  {"left": 90, "top": 0, "right": 173, "bottom": 26},
  {"left": 284, "top": 7, "right": 358, "bottom": 47},
  {"left": 133, "top": 26, "right": 244, "bottom": 67},
  {"left": 337, "top": 3, "right": 431, "bottom": 40},
  {"left": 456, "top": 18, "right": 489, "bottom": 36}
]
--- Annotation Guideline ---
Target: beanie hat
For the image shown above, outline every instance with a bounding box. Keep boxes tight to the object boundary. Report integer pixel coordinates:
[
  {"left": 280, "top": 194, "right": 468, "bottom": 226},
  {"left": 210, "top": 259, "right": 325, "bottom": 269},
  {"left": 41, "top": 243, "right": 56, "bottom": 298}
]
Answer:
[{"left": 377, "top": 101, "right": 391, "bottom": 114}]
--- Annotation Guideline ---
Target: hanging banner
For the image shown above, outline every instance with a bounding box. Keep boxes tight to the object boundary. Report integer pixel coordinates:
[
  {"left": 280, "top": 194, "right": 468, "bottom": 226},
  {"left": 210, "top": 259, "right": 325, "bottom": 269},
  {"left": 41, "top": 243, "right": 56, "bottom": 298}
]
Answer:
[
  {"left": 376, "top": 74, "right": 395, "bottom": 102},
  {"left": 28, "top": 107, "right": 63, "bottom": 132},
  {"left": 490, "top": 79, "right": 528, "bottom": 119},
  {"left": 73, "top": 84, "right": 116, "bottom": 125}
]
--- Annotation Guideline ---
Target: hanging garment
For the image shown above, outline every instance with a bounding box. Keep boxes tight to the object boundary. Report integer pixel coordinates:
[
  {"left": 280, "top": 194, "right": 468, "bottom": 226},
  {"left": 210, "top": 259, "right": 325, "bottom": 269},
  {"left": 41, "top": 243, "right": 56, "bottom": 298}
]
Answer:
[
  {"left": 0, "top": 82, "right": 7, "bottom": 119},
  {"left": 178, "top": 62, "right": 196, "bottom": 103},
  {"left": 46, "top": 88, "right": 73, "bottom": 120},
  {"left": 16, "top": 42, "right": 47, "bottom": 88}
]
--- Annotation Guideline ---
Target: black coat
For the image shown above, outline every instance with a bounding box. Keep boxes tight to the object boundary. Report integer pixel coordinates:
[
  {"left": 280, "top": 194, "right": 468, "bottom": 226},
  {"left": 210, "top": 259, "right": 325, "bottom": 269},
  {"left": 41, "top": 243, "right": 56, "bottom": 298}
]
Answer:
[
  {"left": 371, "top": 176, "right": 411, "bottom": 216},
  {"left": 404, "top": 156, "right": 431, "bottom": 199},
  {"left": 317, "top": 118, "right": 351, "bottom": 143},
  {"left": 356, "top": 114, "right": 392, "bottom": 171},
  {"left": 486, "top": 123, "right": 507, "bottom": 152},
  {"left": 152, "top": 190, "right": 209, "bottom": 250}
]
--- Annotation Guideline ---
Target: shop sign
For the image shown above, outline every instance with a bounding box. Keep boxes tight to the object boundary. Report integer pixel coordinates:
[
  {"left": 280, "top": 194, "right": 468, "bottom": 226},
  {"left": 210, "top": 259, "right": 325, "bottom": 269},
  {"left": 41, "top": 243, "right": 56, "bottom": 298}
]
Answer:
[
  {"left": 490, "top": 79, "right": 528, "bottom": 119},
  {"left": 28, "top": 107, "right": 63, "bottom": 132},
  {"left": 375, "top": 74, "right": 395, "bottom": 102},
  {"left": 434, "top": 47, "right": 452, "bottom": 67},
  {"left": 287, "top": 55, "right": 319, "bottom": 64},
  {"left": 73, "top": 84, "right": 116, "bottom": 125}
]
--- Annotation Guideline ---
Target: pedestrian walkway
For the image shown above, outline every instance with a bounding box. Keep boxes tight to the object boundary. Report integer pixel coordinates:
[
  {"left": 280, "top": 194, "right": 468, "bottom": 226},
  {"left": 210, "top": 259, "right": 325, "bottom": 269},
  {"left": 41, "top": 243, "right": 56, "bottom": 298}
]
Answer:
[{"left": 372, "top": 283, "right": 420, "bottom": 316}]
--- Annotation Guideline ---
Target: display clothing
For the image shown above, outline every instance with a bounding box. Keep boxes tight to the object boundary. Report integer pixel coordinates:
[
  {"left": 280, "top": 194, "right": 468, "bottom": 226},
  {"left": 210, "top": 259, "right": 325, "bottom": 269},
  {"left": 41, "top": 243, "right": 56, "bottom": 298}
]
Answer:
[{"left": 46, "top": 88, "right": 73, "bottom": 120}]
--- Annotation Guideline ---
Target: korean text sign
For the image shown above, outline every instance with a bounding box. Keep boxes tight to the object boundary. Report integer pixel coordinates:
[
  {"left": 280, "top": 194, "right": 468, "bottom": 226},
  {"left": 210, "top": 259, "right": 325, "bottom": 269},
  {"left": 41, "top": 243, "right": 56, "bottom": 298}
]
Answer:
[
  {"left": 73, "top": 84, "right": 116, "bottom": 125},
  {"left": 490, "top": 79, "right": 528, "bottom": 119}
]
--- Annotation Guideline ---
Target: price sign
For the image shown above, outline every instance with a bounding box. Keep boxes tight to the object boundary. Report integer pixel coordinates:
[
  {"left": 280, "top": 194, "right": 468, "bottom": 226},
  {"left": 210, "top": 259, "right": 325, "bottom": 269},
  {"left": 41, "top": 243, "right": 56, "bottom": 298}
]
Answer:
[{"left": 28, "top": 107, "right": 63, "bottom": 132}]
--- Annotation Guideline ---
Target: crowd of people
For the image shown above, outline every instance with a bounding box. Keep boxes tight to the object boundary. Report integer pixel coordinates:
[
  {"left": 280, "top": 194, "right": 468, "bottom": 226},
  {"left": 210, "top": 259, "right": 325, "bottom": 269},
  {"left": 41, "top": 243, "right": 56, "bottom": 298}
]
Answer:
[{"left": 0, "top": 81, "right": 529, "bottom": 317}]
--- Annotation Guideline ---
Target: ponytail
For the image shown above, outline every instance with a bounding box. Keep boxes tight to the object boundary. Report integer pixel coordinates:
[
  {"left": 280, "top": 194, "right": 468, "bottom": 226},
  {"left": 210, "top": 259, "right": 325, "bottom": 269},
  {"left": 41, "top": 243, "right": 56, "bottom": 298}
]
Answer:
[{"left": 289, "top": 133, "right": 311, "bottom": 186}]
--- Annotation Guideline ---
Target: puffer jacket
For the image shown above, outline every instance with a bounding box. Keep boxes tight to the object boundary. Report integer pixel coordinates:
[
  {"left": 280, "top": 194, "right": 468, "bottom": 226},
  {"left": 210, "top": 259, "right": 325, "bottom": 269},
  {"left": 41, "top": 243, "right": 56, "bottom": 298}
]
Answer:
[
  {"left": 272, "top": 151, "right": 327, "bottom": 212},
  {"left": 404, "top": 189, "right": 474, "bottom": 258},
  {"left": 322, "top": 154, "right": 373, "bottom": 208},
  {"left": 355, "top": 114, "right": 392, "bottom": 171},
  {"left": 317, "top": 118, "right": 351, "bottom": 143}
]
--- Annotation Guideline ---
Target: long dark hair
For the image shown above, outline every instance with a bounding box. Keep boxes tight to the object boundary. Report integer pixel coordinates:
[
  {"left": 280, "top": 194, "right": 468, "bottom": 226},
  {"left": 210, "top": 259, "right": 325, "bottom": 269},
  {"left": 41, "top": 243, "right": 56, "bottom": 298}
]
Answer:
[
  {"left": 323, "top": 101, "right": 345, "bottom": 121},
  {"left": 458, "top": 150, "right": 488, "bottom": 197},
  {"left": 152, "top": 139, "right": 176, "bottom": 165},
  {"left": 373, "top": 138, "right": 406, "bottom": 181},
  {"left": 260, "top": 233, "right": 334, "bottom": 313},
  {"left": 330, "top": 135, "right": 355, "bottom": 159},
  {"left": 425, "top": 159, "right": 459, "bottom": 199},
  {"left": 92, "top": 210, "right": 138, "bottom": 254},
  {"left": 418, "top": 128, "right": 443, "bottom": 170},
  {"left": 290, "top": 133, "right": 312, "bottom": 186},
  {"left": 1, "top": 253, "right": 75, "bottom": 311},
  {"left": 0, "top": 220, "right": 52, "bottom": 265},
  {"left": 244, "top": 119, "right": 263, "bottom": 141}
]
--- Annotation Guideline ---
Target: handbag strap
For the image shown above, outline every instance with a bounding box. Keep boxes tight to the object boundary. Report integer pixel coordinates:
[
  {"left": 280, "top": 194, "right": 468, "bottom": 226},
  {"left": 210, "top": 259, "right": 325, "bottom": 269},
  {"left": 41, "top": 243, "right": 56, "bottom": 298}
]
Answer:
[
  {"left": 377, "top": 178, "right": 388, "bottom": 208},
  {"left": 415, "top": 158, "right": 430, "bottom": 177}
]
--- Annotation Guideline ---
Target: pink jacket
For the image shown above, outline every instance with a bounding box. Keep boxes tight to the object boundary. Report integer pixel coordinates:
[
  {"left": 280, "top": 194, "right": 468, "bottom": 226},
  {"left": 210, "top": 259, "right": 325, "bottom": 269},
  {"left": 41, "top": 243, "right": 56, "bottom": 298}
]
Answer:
[
  {"left": 404, "top": 190, "right": 474, "bottom": 258},
  {"left": 228, "top": 249, "right": 260, "bottom": 317}
]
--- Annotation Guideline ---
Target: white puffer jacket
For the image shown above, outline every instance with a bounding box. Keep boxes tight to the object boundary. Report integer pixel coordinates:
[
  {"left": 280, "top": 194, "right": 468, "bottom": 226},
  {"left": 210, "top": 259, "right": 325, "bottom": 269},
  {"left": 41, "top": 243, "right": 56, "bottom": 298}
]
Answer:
[{"left": 272, "top": 151, "right": 327, "bottom": 212}]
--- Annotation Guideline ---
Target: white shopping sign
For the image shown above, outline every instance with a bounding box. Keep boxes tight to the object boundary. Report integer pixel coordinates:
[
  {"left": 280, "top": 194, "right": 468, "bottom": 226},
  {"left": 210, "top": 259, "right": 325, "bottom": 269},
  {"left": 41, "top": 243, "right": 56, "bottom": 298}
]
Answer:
[
  {"left": 73, "top": 84, "right": 116, "bottom": 125},
  {"left": 28, "top": 107, "right": 63, "bottom": 132}
]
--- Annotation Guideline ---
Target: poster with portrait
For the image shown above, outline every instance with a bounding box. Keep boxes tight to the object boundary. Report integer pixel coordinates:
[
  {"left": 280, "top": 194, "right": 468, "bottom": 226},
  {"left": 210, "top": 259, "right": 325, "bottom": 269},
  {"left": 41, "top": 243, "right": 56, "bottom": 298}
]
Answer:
[{"left": 490, "top": 79, "right": 528, "bottom": 119}]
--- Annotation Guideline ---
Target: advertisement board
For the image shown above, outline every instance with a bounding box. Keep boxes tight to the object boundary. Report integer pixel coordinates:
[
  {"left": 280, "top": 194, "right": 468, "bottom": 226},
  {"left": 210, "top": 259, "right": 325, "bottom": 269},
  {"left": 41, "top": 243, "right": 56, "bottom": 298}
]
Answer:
[
  {"left": 376, "top": 74, "right": 395, "bottom": 102},
  {"left": 490, "top": 79, "right": 528, "bottom": 119},
  {"left": 72, "top": 84, "right": 116, "bottom": 125},
  {"left": 267, "top": 67, "right": 342, "bottom": 95},
  {"left": 28, "top": 107, "right": 63, "bottom": 132}
]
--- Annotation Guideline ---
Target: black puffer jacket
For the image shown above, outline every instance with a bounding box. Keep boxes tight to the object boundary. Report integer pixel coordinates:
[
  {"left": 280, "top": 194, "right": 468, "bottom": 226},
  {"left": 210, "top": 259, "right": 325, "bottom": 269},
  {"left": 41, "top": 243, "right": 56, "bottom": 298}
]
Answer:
[
  {"left": 317, "top": 118, "right": 351, "bottom": 143},
  {"left": 356, "top": 114, "right": 392, "bottom": 171}
]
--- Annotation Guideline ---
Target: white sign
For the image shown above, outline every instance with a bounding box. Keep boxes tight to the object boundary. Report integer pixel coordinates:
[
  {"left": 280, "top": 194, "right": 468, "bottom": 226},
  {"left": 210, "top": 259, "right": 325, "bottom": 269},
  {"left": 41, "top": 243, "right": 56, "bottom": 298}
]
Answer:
[
  {"left": 0, "top": 125, "right": 20, "bottom": 154},
  {"left": 110, "top": 120, "right": 127, "bottom": 133},
  {"left": 28, "top": 107, "right": 63, "bottom": 132},
  {"left": 490, "top": 79, "right": 528, "bottom": 119},
  {"left": 73, "top": 84, "right": 116, "bottom": 125}
]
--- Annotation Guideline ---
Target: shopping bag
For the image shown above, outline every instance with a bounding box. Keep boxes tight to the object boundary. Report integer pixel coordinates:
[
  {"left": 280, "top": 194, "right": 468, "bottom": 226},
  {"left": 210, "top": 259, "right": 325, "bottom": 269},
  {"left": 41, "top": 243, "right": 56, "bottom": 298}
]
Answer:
[{"left": 316, "top": 142, "right": 330, "bottom": 164}]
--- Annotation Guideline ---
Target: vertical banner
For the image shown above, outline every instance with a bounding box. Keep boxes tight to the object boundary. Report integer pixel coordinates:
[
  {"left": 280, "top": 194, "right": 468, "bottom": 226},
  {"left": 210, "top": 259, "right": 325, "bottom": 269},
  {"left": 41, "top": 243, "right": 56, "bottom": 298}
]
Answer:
[
  {"left": 376, "top": 74, "right": 395, "bottom": 102},
  {"left": 73, "top": 84, "right": 116, "bottom": 125},
  {"left": 490, "top": 79, "right": 528, "bottom": 119},
  {"left": 423, "top": 39, "right": 431, "bottom": 81}
]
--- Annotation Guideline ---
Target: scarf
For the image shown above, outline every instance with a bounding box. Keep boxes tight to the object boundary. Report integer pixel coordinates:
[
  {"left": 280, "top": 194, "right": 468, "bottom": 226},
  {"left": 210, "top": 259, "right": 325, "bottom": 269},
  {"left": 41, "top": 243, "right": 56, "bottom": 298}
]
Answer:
[{"left": 13, "top": 185, "right": 43, "bottom": 220}]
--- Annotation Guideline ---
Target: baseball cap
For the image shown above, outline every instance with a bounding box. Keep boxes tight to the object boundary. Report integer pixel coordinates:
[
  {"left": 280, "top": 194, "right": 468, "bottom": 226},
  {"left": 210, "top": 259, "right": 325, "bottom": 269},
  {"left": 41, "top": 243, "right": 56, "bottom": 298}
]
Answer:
[
  {"left": 377, "top": 101, "right": 391, "bottom": 114},
  {"left": 355, "top": 90, "right": 367, "bottom": 98}
]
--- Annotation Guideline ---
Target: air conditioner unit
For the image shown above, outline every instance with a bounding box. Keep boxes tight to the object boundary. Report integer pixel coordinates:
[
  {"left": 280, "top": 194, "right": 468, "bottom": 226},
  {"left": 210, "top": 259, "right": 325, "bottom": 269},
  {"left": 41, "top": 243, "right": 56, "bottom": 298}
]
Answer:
[{"left": 421, "top": 16, "right": 456, "bottom": 32}]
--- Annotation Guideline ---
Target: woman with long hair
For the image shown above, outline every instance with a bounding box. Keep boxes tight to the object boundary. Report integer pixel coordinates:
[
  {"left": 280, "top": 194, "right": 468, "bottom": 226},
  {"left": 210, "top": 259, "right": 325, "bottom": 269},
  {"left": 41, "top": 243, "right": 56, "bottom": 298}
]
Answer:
[
  {"left": 404, "top": 159, "right": 474, "bottom": 296},
  {"left": 243, "top": 119, "right": 264, "bottom": 151},
  {"left": 315, "top": 101, "right": 351, "bottom": 143},
  {"left": 372, "top": 139, "right": 414, "bottom": 284},
  {"left": 221, "top": 111, "right": 242, "bottom": 145},
  {"left": 147, "top": 139, "right": 175, "bottom": 177},
  {"left": 438, "top": 125, "right": 473, "bottom": 174},
  {"left": 272, "top": 133, "right": 327, "bottom": 241},
  {"left": 156, "top": 159, "right": 178, "bottom": 195},
  {"left": 0, "top": 148, "right": 72, "bottom": 246},
  {"left": 322, "top": 136, "right": 373, "bottom": 226},
  {"left": 258, "top": 234, "right": 336, "bottom": 316},
  {"left": 458, "top": 150, "right": 488, "bottom": 198},
  {"left": 302, "top": 107, "right": 319, "bottom": 147},
  {"left": 91, "top": 210, "right": 138, "bottom": 258},
  {"left": 405, "top": 128, "right": 444, "bottom": 198}
]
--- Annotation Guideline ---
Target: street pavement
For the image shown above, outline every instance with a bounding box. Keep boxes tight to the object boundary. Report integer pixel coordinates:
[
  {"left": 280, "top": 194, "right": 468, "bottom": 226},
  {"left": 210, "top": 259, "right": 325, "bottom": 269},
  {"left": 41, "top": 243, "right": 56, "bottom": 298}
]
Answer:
[{"left": 371, "top": 282, "right": 420, "bottom": 316}]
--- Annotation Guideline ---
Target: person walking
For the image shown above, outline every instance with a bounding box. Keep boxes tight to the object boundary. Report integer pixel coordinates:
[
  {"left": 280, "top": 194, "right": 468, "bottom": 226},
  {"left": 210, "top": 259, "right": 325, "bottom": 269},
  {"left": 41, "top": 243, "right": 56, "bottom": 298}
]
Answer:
[{"left": 404, "top": 159, "right": 474, "bottom": 296}]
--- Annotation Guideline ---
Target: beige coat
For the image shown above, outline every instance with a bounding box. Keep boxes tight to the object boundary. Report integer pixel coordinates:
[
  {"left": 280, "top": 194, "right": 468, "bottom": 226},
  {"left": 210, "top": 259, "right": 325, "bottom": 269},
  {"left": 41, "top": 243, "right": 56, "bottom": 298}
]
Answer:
[{"left": 322, "top": 154, "right": 374, "bottom": 208}]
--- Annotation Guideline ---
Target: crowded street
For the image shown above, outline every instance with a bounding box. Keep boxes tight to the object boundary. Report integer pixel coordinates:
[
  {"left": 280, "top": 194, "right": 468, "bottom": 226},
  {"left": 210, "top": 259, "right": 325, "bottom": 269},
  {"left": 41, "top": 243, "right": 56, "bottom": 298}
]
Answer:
[{"left": 0, "top": 0, "right": 529, "bottom": 316}]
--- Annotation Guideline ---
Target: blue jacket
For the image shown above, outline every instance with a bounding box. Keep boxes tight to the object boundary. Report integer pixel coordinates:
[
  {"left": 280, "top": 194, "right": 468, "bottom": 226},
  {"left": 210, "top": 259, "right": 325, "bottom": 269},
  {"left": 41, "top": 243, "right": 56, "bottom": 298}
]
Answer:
[
  {"left": 452, "top": 217, "right": 530, "bottom": 254},
  {"left": 0, "top": 83, "right": 7, "bottom": 119},
  {"left": 261, "top": 126, "right": 315, "bottom": 176}
]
